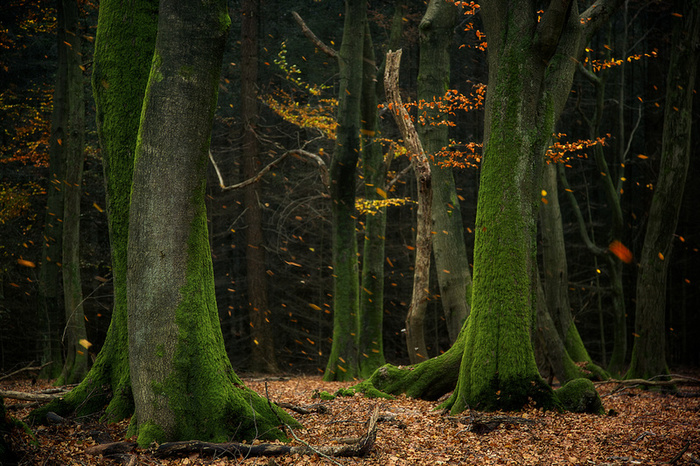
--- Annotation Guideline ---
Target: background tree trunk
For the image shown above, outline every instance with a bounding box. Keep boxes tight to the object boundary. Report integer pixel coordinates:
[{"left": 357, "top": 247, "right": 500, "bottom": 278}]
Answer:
[
  {"left": 324, "top": 0, "right": 366, "bottom": 381},
  {"left": 417, "top": 0, "right": 472, "bottom": 344},
  {"left": 57, "top": 0, "right": 88, "bottom": 386},
  {"left": 358, "top": 23, "right": 387, "bottom": 379},
  {"left": 626, "top": 1, "right": 698, "bottom": 381},
  {"left": 241, "top": 0, "right": 279, "bottom": 374},
  {"left": 38, "top": 0, "right": 69, "bottom": 379}
]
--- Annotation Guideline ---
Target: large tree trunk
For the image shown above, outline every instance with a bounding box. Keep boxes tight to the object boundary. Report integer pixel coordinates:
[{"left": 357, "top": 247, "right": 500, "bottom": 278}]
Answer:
[
  {"left": 29, "top": 0, "right": 159, "bottom": 426},
  {"left": 626, "top": 1, "right": 698, "bottom": 381},
  {"left": 126, "top": 0, "right": 297, "bottom": 446},
  {"left": 358, "top": 22, "right": 387, "bottom": 379},
  {"left": 417, "top": 0, "right": 472, "bottom": 344},
  {"left": 241, "top": 0, "right": 279, "bottom": 374},
  {"left": 57, "top": 0, "right": 88, "bottom": 386},
  {"left": 38, "top": 0, "right": 69, "bottom": 379},
  {"left": 324, "top": 0, "right": 366, "bottom": 382},
  {"left": 444, "top": 0, "right": 622, "bottom": 414}
]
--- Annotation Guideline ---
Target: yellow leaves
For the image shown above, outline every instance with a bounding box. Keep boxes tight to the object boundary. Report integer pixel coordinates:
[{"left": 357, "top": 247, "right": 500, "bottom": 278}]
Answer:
[
  {"left": 355, "top": 197, "right": 415, "bottom": 215},
  {"left": 375, "top": 187, "right": 387, "bottom": 199},
  {"left": 546, "top": 133, "right": 608, "bottom": 163},
  {"left": 92, "top": 202, "right": 103, "bottom": 212},
  {"left": 308, "top": 303, "right": 322, "bottom": 311},
  {"left": 78, "top": 339, "right": 92, "bottom": 349}
]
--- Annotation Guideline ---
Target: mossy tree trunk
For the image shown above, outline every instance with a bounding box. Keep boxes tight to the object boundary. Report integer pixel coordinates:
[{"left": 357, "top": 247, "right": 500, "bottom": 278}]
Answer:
[
  {"left": 358, "top": 22, "right": 388, "bottom": 379},
  {"left": 125, "top": 0, "right": 298, "bottom": 446},
  {"left": 324, "top": 0, "right": 366, "bottom": 382},
  {"left": 56, "top": 0, "right": 88, "bottom": 386},
  {"left": 241, "top": 0, "right": 279, "bottom": 374},
  {"left": 626, "top": 1, "right": 698, "bottom": 381},
  {"left": 29, "top": 0, "right": 159, "bottom": 425},
  {"left": 417, "top": 0, "right": 472, "bottom": 345}
]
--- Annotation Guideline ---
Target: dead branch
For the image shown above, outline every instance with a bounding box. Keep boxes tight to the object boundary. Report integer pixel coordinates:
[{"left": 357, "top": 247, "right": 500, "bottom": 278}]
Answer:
[
  {"left": 276, "top": 401, "right": 329, "bottom": 414},
  {"left": 209, "top": 149, "right": 329, "bottom": 192},
  {"left": 291, "top": 12, "right": 337, "bottom": 59},
  {"left": 153, "top": 407, "right": 379, "bottom": 459},
  {"left": 0, "top": 389, "right": 68, "bottom": 402},
  {"left": 595, "top": 376, "right": 700, "bottom": 388},
  {"left": 85, "top": 441, "right": 138, "bottom": 457},
  {"left": 0, "top": 361, "right": 52, "bottom": 382}
]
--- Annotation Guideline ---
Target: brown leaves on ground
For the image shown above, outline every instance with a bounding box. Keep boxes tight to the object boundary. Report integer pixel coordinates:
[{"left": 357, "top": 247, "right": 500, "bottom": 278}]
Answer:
[{"left": 3, "top": 373, "right": 700, "bottom": 465}]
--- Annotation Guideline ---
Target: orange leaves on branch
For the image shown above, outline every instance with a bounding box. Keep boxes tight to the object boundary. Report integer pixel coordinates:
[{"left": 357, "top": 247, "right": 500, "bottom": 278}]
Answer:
[
  {"left": 546, "top": 133, "right": 608, "bottom": 163},
  {"left": 583, "top": 48, "right": 657, "bottom": 72},
  {"left": 609, "top": 240, "right": 633, "bottom": 264}
]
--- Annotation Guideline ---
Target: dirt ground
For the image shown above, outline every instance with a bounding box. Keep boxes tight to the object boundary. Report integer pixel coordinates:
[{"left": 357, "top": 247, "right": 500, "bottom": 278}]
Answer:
[{"left": 3, "top": 372, "right": 699, "bottom": 465}]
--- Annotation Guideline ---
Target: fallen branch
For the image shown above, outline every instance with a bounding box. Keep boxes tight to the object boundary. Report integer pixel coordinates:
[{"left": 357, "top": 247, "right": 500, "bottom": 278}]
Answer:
[
  {"left": 0, "top": 389, "right": 68, "bottom": 402},
  {"left": 276, "top": 401, "right": 329, "bottom": 415},
  {"left": 596, "top": 375, "right": 700, "bottom": 388},
  {"left": 85, "top": 441, "right": 138, "bottom": 457},
  {"left": 154, "top": 407, "right": 379, "bottom": 459}
]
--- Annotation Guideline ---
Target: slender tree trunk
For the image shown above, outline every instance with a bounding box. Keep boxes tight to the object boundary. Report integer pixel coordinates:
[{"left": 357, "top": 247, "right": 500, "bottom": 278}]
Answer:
[
  {"left": 626, "top": 1, "right": 698, "bottom": 381},
  {"left": 417, "top": 0, "right": 472, "bottom": 343},
  {"left": 358, "top": 22, "right": 387, "bottom": 379},
  {"left": 540, "top": 162, "right": 606, "bottom": 380},
  {"left": 385, "top": 50, "right": 432, "bottom": 365},
  {"left": 29, "top": 0, "right": 159, "bottom": 425},
  {"left": 241, "top": 0, "right": 279, "bottom": 374},
  {"left": 324, "top": 0, "right": 366, "bottom": 382},
  {"left": 39, "top": 0, "right": 68, "bottom": 379},
  {"left": 126, "top": 0, "right": 297, "bottom": 445},
  {"left": 57, "top": 0, "right": 88, "bottom": 386}
]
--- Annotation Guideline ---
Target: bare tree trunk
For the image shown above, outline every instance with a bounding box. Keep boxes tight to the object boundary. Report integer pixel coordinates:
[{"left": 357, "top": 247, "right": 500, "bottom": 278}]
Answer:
[
  {"left": 57, "top": 0, "right": 88, "bottom": 386},
  {"left": 385, "top": 50, "right": 432, "bottom": 365},
  {"left": 241, "top": 0, "right": 279, "bottom": 374},
  {"left": 417, "top": 0, "right": 471, "bottom": 343},
  {"left": 626, "top": 0, "right": 698, "bottom": 381}
]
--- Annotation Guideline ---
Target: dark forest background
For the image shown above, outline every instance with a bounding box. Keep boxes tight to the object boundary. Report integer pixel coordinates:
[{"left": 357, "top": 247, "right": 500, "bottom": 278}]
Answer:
[{"left": 1, "top": 0, "right": 698, "bottom": 375}]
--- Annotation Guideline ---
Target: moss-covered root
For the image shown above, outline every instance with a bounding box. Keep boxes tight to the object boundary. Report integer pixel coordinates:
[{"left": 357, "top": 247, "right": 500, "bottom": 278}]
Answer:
[{"left": 554, "top": 378, "right": 604, "bottom": 414}]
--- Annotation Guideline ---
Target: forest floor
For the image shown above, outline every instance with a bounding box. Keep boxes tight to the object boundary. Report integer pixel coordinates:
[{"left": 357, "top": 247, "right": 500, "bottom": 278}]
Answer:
[{"left": 3, "top": 370, "right": 700, "bottom": 465}]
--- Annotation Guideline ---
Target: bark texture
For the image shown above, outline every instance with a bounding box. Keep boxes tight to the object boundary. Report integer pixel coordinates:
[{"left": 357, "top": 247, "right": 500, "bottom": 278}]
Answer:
[
  {"left": 626, "top": 1, "right": 699, "bottom": 381},
  {"left": 126, "top": 0, "right": 297, "bottom": 446}
]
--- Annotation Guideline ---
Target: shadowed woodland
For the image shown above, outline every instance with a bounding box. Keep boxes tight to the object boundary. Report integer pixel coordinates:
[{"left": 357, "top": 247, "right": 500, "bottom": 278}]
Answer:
[{"left": 1, "top": 0, "right": 699, "bottom": 463}]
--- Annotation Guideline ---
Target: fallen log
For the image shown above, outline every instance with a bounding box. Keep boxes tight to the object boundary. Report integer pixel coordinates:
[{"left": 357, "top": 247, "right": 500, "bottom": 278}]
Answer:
[
  {"left": 450, "top": 413, "right": 538, "bottom": 434},
  {"left": 155, "top": 406, "right": 379, "bottom": 459},
  {"left": 85, "top": 441, "right": 138, "bottom": 457},
  {"left": 0, "top": 389, "right": 66, "bottom": 402},
  {"left": 276, "top": 401, "right": 329, "bottom": 415},
  {"left": 595, "top": 376, "right": 700, "bottom": 388}
]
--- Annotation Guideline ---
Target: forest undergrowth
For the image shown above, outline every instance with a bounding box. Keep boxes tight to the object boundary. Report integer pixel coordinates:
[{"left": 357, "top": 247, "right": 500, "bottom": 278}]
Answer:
[{"left": 3, "top": 371, "right": 700, "bottom": 465}]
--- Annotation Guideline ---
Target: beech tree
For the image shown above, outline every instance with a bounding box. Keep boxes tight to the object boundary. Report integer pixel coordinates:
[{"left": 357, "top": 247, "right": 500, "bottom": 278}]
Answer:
[
  {"left": 626, "top": 1, "right": 699, "bottom": 381},
  {"left": 354, "top": 0, "right": 622, "bottom": 413},
  {"left": 323, "top": 0, "right": 367, "bottom": 381},
  {"left": 32, "top": 0, "right": 298, "bottom": 445}
]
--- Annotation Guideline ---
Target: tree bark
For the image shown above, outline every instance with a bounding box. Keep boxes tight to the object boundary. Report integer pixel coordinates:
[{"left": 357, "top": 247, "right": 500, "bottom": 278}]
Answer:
[
  {"left": 57, "top": 0, "right": 88, "bottom": 386},
  {"left": 38, "top": 0, "right": 69, "bottom": 380},
  {"left": 324, "top": 0, "right": 366, "bottom": 381},
  {"left": 29, "top": 0, "right": 159, "bottom": 426},
  {"left": 358, "top": 22, "right": 388, "bottom": 379},
  {"left": 626, "top": 1, "right": 699, "bottom": 381},
  {"left": 384, "top": 50, "right": 432, "bottom": 365},
  {"left": 241, "top": 0, "right": 279, "bottom": 374},
  {"left": 417, "top": 0, "right": 472, "bottom": 344},
  {"left": 444, "top": 0, "right": 623, "bottom": 413},
  {"left": 126, "top": 0, "right": 298, "bottom": 446}
]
